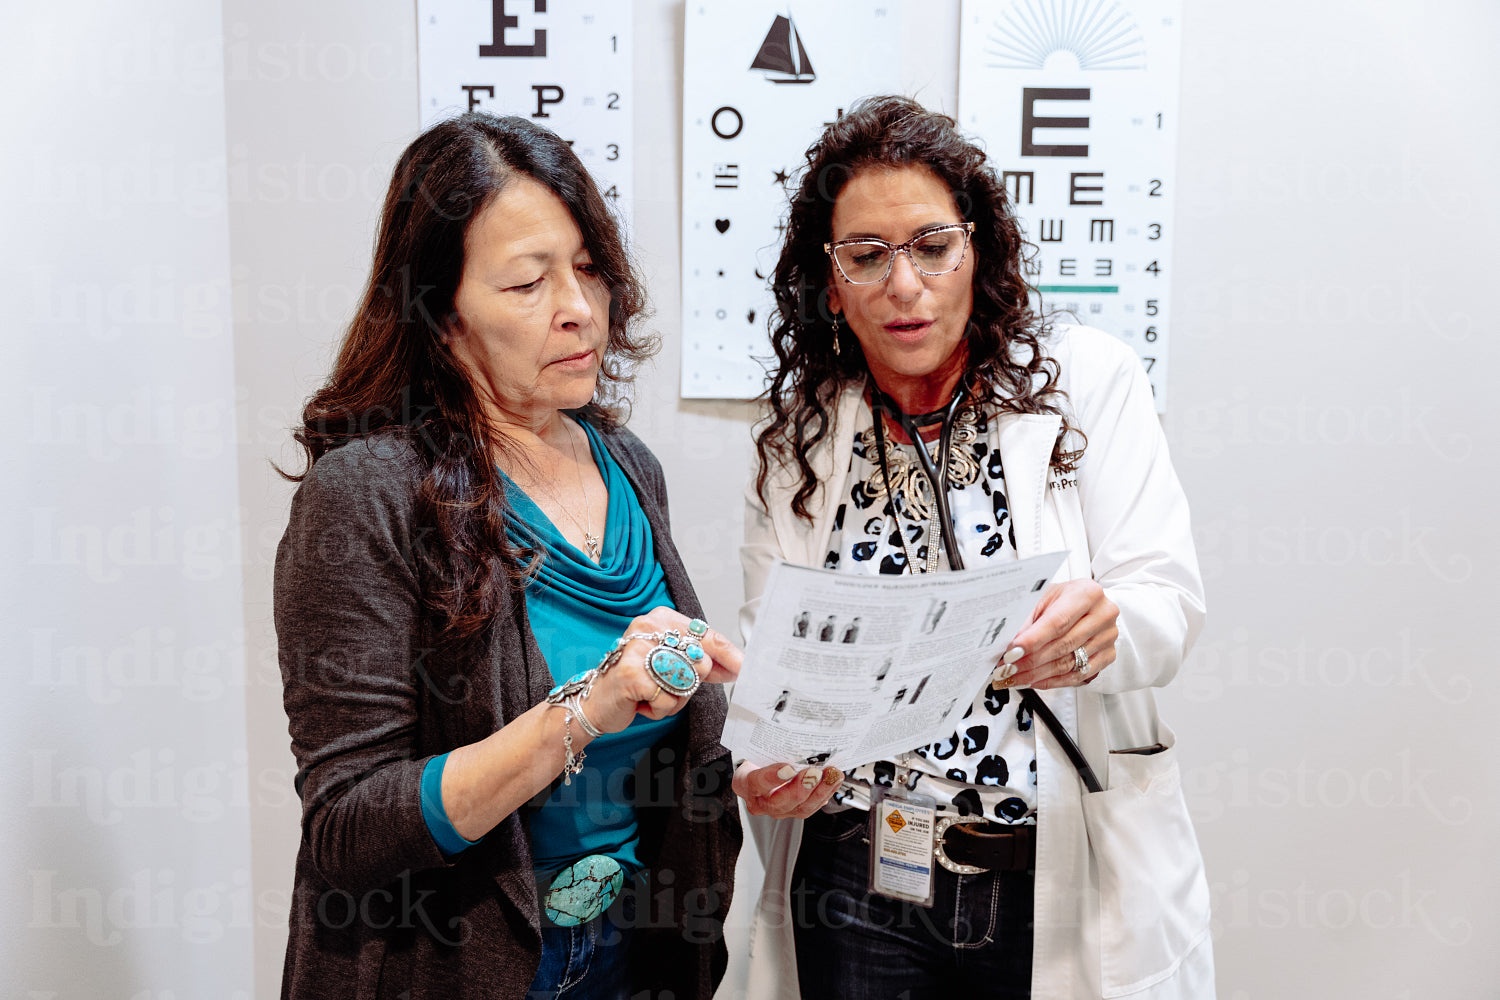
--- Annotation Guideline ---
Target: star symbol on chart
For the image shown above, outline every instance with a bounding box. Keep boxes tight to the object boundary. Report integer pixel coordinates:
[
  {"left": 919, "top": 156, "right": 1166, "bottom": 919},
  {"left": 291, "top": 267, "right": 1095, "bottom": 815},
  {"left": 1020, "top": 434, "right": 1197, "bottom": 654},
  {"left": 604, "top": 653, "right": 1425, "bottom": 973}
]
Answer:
[{"left": 772, "top": 167, "right": 790, "bottom": 187}]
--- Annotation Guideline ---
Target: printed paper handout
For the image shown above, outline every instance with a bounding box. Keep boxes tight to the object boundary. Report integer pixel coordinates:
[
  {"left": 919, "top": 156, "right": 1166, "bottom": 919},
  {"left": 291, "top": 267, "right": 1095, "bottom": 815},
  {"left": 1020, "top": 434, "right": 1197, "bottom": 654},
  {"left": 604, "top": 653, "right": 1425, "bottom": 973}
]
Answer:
[{"left": 724, "top": 551, "right": 1068, "bottom": 770}]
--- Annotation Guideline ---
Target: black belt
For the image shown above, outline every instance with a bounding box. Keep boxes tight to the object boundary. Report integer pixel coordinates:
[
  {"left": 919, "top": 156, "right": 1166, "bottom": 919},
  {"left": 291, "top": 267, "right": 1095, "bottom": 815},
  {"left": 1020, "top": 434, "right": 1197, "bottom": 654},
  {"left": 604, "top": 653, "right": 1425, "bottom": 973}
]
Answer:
[{"left": 935, "top": 817, "right": 1036, "bottom": 873}]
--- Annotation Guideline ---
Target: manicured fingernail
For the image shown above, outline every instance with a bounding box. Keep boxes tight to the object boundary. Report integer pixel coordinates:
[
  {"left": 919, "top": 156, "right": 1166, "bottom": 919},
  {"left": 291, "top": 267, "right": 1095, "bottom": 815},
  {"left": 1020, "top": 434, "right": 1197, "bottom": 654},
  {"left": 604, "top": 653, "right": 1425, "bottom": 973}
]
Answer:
[
  {"left": 776, "top": 764, "right": 796, "bottom": 781},
  {"left": 823, "top": 768, "right": 844, "bottom": 786},
  {"left": 995, "top": 662, "right": 1018, "bottom": 682},
  {"left": 1003, "top": 646, "right": 1025, "bottom": 664},
  {"left": 801, "top": 768, "right": 824, "bottom": 790}
]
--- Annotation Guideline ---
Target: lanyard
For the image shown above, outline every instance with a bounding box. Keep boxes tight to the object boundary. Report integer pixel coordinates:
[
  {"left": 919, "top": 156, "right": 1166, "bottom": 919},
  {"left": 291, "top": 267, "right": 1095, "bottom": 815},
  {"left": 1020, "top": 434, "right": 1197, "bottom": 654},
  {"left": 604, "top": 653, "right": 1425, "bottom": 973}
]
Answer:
[
  {"left": 872, "top": 385, "right": 968, "bottom": 791},
  {"left": 871, "top": 388, "right": 1104, "bottom": 794},
  {"left": 869, "top": 384, "right": 970, "bottom": 574}
]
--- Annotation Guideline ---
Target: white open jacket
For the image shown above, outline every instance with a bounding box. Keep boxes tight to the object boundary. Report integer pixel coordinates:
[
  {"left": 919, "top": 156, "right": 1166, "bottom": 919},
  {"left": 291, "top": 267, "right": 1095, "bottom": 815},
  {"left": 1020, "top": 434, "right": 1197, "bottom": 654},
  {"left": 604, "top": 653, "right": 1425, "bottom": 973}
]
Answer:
[{"left": 738, "top": 325, "right": 1215, "bottom": 999}]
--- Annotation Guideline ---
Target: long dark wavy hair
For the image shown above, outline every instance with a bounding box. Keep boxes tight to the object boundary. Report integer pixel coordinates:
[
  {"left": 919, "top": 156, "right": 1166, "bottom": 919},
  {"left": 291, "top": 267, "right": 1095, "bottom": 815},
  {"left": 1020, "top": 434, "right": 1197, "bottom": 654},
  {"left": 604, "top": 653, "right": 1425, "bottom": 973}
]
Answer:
[
  {"left": 755, "top": 95, "right": 1083, "bottom": 520},
  {"left": 283, "top": 112, "right": 653, "bottom": 641}
]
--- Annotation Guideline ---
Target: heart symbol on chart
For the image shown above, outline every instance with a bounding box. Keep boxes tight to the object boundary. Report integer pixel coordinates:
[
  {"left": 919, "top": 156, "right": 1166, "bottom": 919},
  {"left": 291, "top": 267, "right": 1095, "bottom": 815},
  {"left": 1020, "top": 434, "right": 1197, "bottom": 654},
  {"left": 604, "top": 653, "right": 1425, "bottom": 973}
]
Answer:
[
  {"left": 714, "top": 218, "right": 730, "bottom": 233},
  {"left": 746, "top": 309, "right": 756, "bottom": 324}
]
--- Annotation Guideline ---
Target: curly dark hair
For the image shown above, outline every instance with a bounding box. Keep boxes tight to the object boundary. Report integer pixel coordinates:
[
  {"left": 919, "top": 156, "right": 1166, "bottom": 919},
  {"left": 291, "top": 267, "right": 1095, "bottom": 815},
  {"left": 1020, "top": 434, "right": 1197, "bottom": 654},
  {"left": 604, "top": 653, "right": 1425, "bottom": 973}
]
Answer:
[
  {"left": 283, "top": 112, "right": 654, "bottom": 641},
  {"left": 755, "top": 95, "right": 1083, "bottom": 520}
]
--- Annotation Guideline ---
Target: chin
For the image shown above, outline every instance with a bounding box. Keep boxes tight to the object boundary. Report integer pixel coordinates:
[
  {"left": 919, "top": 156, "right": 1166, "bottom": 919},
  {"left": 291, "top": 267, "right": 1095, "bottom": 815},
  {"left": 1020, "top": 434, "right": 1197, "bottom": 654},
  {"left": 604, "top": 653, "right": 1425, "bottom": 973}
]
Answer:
[
  {"left": 559, "top": 379, "right": 601, "bottom": 412},
  {"left": 886, "top": 350, "right": 957, "bottom": 380},
  {"left": 901, "top": 357, "right": 951, "bottom": 379}
]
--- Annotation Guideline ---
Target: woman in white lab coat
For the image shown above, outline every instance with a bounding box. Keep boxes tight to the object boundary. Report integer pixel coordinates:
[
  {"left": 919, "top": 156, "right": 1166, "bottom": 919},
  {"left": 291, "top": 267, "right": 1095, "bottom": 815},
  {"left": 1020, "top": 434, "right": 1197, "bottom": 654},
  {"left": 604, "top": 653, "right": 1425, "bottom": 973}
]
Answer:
[{"left": 733, "top": 96, "right": 1215, "bottom": 1000}]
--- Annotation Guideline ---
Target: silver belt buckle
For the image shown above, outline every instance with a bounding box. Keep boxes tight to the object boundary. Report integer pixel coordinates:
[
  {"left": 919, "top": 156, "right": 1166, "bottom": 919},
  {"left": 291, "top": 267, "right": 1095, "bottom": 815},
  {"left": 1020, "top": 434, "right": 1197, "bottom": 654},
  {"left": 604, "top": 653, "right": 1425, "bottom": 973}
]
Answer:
[{"left": 933, "top": 814, "right": 987, "bottom": 875}]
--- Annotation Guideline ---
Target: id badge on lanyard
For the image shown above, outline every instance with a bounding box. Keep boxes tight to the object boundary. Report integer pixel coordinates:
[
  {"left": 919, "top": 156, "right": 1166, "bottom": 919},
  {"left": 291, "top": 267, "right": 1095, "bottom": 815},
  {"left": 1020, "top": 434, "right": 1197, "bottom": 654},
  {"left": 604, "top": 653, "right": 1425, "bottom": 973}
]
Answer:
[{"left": 868, "top": 783, "right": 937, "bottom": 907}]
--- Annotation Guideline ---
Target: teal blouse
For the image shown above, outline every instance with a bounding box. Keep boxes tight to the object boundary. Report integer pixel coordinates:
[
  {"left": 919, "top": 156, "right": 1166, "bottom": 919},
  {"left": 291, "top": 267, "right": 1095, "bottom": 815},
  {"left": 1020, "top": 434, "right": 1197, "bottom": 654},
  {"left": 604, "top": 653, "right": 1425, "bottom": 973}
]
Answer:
[{"left": 419, "top": 420, "right": 681, "bottom": 875}]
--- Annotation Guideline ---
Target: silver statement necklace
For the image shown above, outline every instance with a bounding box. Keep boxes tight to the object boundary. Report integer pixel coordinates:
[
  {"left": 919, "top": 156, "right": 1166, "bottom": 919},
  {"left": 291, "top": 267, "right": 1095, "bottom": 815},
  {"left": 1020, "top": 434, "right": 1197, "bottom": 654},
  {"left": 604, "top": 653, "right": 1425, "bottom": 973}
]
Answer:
[{"left": 859, "top": 402, "right": 980, "bottom": 574}]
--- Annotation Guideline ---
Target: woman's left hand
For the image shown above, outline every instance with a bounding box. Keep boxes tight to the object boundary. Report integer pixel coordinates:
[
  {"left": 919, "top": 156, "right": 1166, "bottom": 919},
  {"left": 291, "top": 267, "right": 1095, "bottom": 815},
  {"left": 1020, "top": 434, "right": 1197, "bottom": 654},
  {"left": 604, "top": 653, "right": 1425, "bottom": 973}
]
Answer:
[
  {"left": 580, "top": 609, "right": 744, "bottom": 733},
  {"left": 1002, "top": 579, "right": 1118, "bottom": 689}
]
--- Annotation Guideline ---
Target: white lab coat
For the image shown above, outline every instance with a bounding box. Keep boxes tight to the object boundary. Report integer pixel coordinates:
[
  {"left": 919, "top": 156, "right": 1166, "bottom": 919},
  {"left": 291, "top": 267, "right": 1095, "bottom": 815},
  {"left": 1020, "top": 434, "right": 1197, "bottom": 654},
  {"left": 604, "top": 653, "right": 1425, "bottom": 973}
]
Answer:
[{"left": 738, "top": 325, "right": 1216, "bottom": 999}]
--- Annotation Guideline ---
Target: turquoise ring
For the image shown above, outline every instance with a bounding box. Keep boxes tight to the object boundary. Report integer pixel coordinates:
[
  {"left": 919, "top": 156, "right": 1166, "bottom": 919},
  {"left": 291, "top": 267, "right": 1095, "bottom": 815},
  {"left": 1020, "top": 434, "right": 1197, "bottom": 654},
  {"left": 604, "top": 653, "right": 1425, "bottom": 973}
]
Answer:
[
  {"left": 687, "top": 618, "right": 709, "bottom": 638},
  {"left": 647, "top": 632, "right": 703, "bottom": 698}
]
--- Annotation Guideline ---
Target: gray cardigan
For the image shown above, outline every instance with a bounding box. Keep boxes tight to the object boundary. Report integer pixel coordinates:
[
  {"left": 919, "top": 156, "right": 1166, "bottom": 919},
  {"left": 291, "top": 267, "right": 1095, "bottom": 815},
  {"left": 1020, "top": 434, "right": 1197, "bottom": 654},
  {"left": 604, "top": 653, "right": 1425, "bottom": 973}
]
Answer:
[{"left": 274, "top": 424, "right": 741, "bottom": 1000}]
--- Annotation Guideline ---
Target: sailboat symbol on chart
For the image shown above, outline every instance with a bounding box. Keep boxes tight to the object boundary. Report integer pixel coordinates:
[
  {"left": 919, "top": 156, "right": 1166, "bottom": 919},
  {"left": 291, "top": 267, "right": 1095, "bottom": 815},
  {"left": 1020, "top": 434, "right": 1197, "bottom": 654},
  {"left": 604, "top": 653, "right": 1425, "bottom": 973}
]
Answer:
[{"left": 750, "top": 14, "right": 815, "bottom": 84}]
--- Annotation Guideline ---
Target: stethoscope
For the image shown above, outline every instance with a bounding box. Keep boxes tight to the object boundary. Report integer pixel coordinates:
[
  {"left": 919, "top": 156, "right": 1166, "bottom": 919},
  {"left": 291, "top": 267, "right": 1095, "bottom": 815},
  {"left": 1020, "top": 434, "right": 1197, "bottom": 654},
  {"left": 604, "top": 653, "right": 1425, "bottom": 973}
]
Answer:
[
  {"left": 868, "top": 382, "right": 971, "bottom": 574},
  {"left": 869, "top": 380, "right": 972, "bottom": 793},
  {"left": 871, "top": 380, "right": 1104, "bottom": 793}
]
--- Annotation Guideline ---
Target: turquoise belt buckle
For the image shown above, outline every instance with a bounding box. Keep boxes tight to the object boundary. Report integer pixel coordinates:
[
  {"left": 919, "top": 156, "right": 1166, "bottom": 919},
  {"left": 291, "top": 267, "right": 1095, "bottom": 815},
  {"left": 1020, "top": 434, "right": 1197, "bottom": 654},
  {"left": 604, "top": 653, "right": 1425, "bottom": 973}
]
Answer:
[{"left": 543, "top": 854, "right": 624, "bottom": 927}]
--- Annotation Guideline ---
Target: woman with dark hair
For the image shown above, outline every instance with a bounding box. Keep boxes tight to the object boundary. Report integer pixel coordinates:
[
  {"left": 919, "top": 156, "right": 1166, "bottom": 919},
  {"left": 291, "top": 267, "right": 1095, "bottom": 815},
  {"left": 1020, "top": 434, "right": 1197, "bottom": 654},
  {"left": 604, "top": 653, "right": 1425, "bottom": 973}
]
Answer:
[
  {"left": 734, "top": 96, "right": 1213, "bottom": 998},
  {"left": 274, "top": 112, "right": 742, "bottom": 1000}
]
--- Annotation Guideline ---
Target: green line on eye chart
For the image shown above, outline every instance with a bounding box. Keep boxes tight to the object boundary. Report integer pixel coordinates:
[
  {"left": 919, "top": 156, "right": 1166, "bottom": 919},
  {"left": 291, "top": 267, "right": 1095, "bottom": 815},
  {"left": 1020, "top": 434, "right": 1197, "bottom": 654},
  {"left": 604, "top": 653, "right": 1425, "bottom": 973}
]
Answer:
[{"left": 1032, "top": 285, "right": 1120, "bottom": 294}]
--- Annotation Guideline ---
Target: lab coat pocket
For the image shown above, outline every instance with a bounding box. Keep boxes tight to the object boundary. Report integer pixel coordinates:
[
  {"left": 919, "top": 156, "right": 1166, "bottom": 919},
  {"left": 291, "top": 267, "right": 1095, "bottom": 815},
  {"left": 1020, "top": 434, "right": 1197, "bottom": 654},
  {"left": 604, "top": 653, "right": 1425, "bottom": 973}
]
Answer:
[{"left": 1081, "top": 722, "right": 1212, "bottom": 998}]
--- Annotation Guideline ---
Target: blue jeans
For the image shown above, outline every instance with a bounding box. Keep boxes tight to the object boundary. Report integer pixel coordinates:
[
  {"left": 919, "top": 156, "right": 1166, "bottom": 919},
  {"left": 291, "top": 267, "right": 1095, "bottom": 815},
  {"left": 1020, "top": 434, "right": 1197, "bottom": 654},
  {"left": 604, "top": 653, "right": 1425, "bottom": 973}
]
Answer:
[
  {"left": 527, "top": 896, "right": 633, "bottom": 1000},
  {"left": 791, "top": 808, "right": 1035, "bottom": 1000}
]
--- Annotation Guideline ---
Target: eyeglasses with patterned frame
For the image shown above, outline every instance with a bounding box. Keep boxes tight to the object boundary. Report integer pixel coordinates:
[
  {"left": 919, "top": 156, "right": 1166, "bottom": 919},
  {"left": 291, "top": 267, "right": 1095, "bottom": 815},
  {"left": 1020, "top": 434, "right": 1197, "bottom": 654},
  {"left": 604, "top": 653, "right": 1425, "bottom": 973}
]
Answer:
[{"left": 823, "top": 222, "right": 975, "bottom": 285}]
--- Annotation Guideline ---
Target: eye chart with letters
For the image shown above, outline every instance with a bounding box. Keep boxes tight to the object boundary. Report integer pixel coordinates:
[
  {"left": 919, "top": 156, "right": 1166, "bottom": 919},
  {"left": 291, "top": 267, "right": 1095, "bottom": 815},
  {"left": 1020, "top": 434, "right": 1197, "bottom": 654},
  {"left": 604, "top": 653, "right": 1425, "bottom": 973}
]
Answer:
[
  {"left": 418, "top": 0, "right": 634, "bottom": 235},
  {"left": 681, "top": 3, "right": 901, "bottom": 399},
  {"left": 959, "top": 0, "right": 1182, "bottom": 411}
]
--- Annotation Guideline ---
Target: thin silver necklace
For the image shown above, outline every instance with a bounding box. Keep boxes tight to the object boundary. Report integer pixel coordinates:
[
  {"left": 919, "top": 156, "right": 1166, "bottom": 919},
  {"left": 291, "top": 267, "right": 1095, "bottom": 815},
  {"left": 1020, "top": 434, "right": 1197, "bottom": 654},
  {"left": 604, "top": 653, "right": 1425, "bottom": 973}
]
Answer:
[
  {"left": 564, "top": 426, "right": 602, "bottom": 562},
  {"left": 522, "top": 422, "right": 602, "bottom": 563}
]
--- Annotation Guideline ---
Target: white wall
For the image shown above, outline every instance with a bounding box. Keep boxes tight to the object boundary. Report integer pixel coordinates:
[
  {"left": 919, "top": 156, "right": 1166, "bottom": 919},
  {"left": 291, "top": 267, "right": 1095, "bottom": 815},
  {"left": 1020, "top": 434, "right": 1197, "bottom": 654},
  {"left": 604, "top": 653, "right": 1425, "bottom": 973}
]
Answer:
[
  {"left": 1, "top": 2, "right": 253, "bottom": 996},
  {"left": 219, "top": 1, "right": 421, "bottom": 986},
  {"left": 1166, "top": 4, "right": 1499, "bottom": 995},
  {"left": 8, "top": 1, "right": 1495, "bottom": 997}
]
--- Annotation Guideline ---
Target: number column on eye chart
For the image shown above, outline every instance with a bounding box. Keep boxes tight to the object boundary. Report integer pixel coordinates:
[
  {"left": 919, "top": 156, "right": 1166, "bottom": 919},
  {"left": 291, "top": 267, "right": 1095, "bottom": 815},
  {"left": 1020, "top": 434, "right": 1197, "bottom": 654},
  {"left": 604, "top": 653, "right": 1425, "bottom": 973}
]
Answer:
[
  {"left": 959, "top": 0, "right": 1181, "bottom": 411},
  {"left": 418, "top": 0, "right": 634, "bottom": 235}
]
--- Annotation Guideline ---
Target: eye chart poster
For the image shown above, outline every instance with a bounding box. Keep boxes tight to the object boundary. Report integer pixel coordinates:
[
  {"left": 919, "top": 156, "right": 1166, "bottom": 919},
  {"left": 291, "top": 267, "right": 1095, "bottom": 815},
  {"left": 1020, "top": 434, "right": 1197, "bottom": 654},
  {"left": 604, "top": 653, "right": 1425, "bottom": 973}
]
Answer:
[
  {"left": 681, "top": 4, "right": 902, "bottom": 399},
  {"left": 418, "top": 0, "right": 634, "bottom": 235},
  {"left": 959, "top": 0, "right": 1181, "bottom": 411}
]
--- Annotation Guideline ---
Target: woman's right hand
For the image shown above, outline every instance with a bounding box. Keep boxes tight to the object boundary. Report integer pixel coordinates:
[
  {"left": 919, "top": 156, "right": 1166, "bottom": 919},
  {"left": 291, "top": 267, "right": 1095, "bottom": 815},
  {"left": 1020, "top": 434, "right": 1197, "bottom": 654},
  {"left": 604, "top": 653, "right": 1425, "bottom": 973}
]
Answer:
[
  {"left": 580, "top": 607, "right": 742, "bottom": 734},
  {"left": 732, "top": 761, "right": 843, "bottom": 819}
]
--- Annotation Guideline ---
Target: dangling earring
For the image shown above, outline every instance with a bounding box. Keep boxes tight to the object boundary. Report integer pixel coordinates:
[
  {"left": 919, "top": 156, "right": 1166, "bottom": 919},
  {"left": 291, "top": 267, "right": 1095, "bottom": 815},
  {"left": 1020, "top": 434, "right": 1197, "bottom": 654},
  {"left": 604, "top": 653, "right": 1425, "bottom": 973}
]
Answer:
[{"left": 831, "top": 313, "right": 842, "bottom": 355}]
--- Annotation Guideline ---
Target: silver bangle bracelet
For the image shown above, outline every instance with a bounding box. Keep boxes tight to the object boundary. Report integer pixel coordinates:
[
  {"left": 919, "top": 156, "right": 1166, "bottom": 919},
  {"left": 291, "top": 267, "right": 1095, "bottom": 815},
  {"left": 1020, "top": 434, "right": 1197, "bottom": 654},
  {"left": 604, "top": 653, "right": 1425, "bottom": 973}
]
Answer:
[
  {"left": 546, "top": 672, "right": 603, "bottom": 783},
  {"left": 566, "top": 692, "right": 604, "bottom": 739}
]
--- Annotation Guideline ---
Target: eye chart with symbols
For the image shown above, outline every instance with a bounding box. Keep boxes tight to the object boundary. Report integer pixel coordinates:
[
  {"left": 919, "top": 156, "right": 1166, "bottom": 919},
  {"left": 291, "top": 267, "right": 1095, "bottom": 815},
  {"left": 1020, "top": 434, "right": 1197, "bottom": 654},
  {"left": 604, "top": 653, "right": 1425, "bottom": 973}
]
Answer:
[
  {"left": 418, "top": 0, "right": 634, "bottom": 235},
  {"left": 681, "top": 3, "right": 901, "bottom": 399},
  {"left": 958, "top": 0, "right": 1181, "bottom": 411}
]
